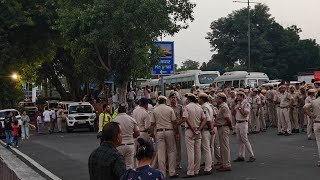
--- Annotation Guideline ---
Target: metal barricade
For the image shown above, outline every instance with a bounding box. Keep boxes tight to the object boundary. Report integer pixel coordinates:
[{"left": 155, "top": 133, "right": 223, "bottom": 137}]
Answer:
[{"left": 0, "top": 156, "right": 20, "bottom": 180}]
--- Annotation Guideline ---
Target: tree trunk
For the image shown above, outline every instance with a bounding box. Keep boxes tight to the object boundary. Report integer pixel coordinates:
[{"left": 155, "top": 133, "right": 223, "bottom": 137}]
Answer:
[{"left": 117, "top": 81, "right": 128, "bottom": 105}]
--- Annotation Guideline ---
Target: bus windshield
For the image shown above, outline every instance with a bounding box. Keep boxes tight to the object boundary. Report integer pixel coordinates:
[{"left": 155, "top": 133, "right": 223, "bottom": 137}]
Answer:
[{"left": 198, "top": 74, "right": 219, "bottom": 84}]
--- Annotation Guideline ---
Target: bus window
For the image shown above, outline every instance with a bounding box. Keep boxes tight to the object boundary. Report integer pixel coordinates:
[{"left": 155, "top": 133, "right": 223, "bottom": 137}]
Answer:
[
  {"left": 181, "top": 82, "right": 188, "bottom": 89},
  {"left": 248, "top": 79, "right": 258, "bottom": 87},
  {"left": 217, "top": 82, "right": 224, "bottom": 89},
  {"left": 188, "top": 81, "right": 194, "bottom": 89},
  {"left": 198, "top": 74, "right": 219, "bottom": 84},
  {"left": 258, "top": 79, "right": 268, "bottom": 86},
  {"left": 225, "top": 81, "right": 232, "bottom": 88},
  {"left": 240, "top": 80, "right": 245, "bottom": 88},
  {"left": 233, "top": 80, "right": 240, "bottom": 88}
]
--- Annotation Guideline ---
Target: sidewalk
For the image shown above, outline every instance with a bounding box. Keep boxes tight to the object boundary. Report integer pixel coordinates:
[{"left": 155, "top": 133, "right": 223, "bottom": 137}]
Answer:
[{"left": 0, "top": 142, "right": 45, "bottom": 180}]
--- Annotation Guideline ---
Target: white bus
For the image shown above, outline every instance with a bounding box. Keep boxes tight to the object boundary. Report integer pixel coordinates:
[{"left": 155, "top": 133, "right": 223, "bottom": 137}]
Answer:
[
  {"left": 213, "top": 71, "right": 269, "bottom": 89},
  {"left": 163, "top": 70, "right": 220, "bottom": 96}
]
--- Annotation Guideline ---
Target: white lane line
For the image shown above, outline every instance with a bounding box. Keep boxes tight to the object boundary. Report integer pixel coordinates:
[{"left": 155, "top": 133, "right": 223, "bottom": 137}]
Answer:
[{"left": 0, "top": 140, "right": 61, "bottom": 180}]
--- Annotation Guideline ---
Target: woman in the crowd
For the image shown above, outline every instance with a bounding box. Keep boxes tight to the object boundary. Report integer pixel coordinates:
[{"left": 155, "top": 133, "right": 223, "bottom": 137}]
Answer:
[
  {"left": 36, "top": 111, "right": 44, "bottom": 135},
  {"left": 122, "top": 138, "right": 165, "bottom": 180},
  {"left": 21, "top": 111, "right": 30, "bottom": 140}
]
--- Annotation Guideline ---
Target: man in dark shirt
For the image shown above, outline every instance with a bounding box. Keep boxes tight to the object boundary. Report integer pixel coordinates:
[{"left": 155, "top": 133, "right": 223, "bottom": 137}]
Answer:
[
  {"left": 4, "top": 112, "right": 14, "bottom": 148},
  {"left": 88, "top": 122, "right": 126, "bottom": 180}
]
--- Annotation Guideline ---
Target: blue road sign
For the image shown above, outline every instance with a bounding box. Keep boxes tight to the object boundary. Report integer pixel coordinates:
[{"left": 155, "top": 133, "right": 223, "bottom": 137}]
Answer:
[{"left": 152, "top": 41, "right": 174, "bottom": 75}]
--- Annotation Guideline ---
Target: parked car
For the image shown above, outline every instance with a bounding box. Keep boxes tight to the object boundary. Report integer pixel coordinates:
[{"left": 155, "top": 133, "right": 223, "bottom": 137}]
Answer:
[
  {"left": 0, "top": 109, "right": 22, "bottom": 138},
  {"left": 46, "top": 100, "right": 59, "bottom": 110},
  {"left": 66, "top": 102, "right": 96, "bottom": 133},
  {"left": 18, "top": 101, "right": 38, "bottom": 116},
  {"left": 57, "top": 101, "right": 74, "bottom": 121}
]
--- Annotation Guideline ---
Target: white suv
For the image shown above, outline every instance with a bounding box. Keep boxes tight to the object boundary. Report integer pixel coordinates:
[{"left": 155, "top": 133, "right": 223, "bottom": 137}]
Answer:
[
  {"left": 66, "top": 102, "right": 96, "bottom": 133},
  {"left": 0, "top": 109, "right": 22, "bottom": 137}
]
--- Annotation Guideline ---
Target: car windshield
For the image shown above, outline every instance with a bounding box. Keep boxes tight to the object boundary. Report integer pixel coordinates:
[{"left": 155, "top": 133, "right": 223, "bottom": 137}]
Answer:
[
  {"left": 23, "top": 103, "right": 35, "bottom": 107},
  {"left": 0, "top": 111, "right": 19, "bottom": 119},
  {"left": 69, "top": 105, "right": 93, "bottom": 114},
  {"left": 198, "top": 74, "right": 219, "bottom": 84},
  {"left": 49, "top": 103, "right": 58, "bottom": 109}
]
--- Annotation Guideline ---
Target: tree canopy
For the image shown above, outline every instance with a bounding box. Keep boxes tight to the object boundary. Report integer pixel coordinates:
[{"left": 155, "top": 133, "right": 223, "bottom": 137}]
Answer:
[
  {"left": 177, "top": 59, "right": 199, "bottom": 72},
  {"left": 203, "top": 4, "right": 320, "bottom": 80}
]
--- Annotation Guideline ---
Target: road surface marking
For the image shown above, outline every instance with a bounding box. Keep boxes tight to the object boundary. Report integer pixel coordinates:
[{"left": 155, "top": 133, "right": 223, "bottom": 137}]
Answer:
[{"left": 0, "top": 140, "right": 61, "bottom": 180}]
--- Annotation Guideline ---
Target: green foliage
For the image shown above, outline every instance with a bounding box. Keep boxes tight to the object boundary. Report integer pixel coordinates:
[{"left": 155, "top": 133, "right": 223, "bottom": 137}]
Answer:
[
  {"left": 178, "top": 59, "right": 199, "bottom": 71},
  {"left": 204, "top": 4, "right": 320, "bottom": 80}
]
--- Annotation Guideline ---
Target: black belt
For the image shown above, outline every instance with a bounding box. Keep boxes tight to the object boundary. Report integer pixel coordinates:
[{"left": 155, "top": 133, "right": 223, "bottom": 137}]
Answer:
[
  {"left": 314, "top": 121, "right": 320, "bottom": 123},
  {"left": 120, "top": 143, "right": 134, "bottom": 146},
  {"left": 139, "top": 130, "right": 148, "bottom": 132},
  {"left": 280, "top": 107, "right": 289, "bottom": 109},
  {"left": 156, "top": 128, "right": 173, "bottom": 132},
  {"left": 236, "top": 120, "right": 248, "bottom": 123}
]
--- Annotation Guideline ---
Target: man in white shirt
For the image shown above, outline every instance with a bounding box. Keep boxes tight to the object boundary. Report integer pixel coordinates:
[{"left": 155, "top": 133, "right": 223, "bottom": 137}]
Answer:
[{"left": 43, "top": 109, "right": 51, "bottom": 134}]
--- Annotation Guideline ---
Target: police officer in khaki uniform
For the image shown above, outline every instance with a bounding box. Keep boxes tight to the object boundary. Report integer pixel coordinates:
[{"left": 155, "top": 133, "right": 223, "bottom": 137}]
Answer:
[
  {"left": 132, "top": 98, "right": 151, "bottom": 141},
  {"left": 182, "top": 93, "right": 206, "bottom": 178},
  {"left": 215, "top": 93, "right": 232, "bottom": 172},
  {"left": 267, "top": 86, "right": 277, "bottom": 127},
  {"left": 169, "top": 92, "right": 184, "bottom": 169},
  {"left": 305, "top": 89, "right": 317, "bottom": 140},
  {"left": 227, "top": 91, "right": 237, "bottom": 134},
  {"left": 209, "top": 95, "right": 222, "bottom": 167},
  {"left": 274, "top": 88, "right": 283, "bottom": 135},
  {"left": 278, "top": 85, "right": 294, "bottom": 136},
  {"left": 233, "top": 91, "right": 256, "bottom": 162},
  {"left": 198, "top": 92, "right": 214, "bottom": 175},
  {"left": 289, "top": 86, "right": 300, "bottom": 133},
  {"left": 112, "top": 105, "right": 140, "bottom": 169},
  {"left": 150, "top": 96, "right": 179, "bottom": 178},
  {"left": 298, "top": 87, "right": 307, "bottom": 132},
  {"left": 304, "top": 90, "right": 320, "bottom": 167},
  {"left": 249, "top": 89, "right": 261, "bottom": 133},
  {"left": 260, "top": 89, "right": 267, "bottom": 131}
]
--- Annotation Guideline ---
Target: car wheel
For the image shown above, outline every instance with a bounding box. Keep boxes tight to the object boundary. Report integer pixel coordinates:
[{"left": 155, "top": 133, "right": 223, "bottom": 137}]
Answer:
[{"left": 66, "top": 126, "right": 73, "bottom": 133}]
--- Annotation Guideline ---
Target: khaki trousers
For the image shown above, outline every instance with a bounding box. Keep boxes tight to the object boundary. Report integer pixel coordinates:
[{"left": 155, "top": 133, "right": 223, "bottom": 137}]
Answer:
[
  {"left": 201, "top": 130, "right": 212, "bottom": 172},
  {"left": 156, "top": 130, "right": 176, "bottom": 177},
  {"left": 268, "top": 102, "right": 277, "bottom": 126},
  {"left": 250, "top": 109, "right": 260, "bottom": 132},
  {"left": 185, "top": 129, "right": 201, "bottom": 176},
  {"left": 280, "top": 108, "right": 292, "bottom": 133},
  {"left": 313, "top": 123, "right": 320, "bottom": 161},
  {"left": 117, "top": 144, "right": 135, "bottom": 169},
  {"left": 298, "top": 107, "right": 305, "bottom": 130},
  {"left": 175, "top": 127, "right": 182, "bottom": 167},
  {"left": 290, "top": 107, "right": 300, "bottom": 129},
  {"left": 213, "top": 129, "right": 221, "bottom": 164},
  {"left": 236, "top": 122, "right": 254, "bottom": 158},
  {"left": 259, "top": 107, "right": 266, "bottom": 130},
  {"left": 217, "top": 126, "right": 231, "bottom": 168},
  {"left": 307, "top": 117, "right": 314, "bottom": 138},
  {"left": 276, "top": 107, "right": 284, "bottom": 133}
]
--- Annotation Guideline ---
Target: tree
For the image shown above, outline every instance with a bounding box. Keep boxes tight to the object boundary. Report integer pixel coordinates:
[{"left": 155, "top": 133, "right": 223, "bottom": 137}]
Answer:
[
  {"left": 178, "top": 59, "right": 199, "bottom": 71},
  {"left": 56, "top": 0, "right": 196, "bottom": 103},
  {"left": 205, "top": 4, "right": 320, "bottom": 80}
]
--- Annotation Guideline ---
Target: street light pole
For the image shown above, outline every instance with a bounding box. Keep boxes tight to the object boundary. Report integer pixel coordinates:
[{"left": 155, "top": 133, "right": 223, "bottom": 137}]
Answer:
[{"left": 233, "top": 0, "right": 258, "bottom": 72}]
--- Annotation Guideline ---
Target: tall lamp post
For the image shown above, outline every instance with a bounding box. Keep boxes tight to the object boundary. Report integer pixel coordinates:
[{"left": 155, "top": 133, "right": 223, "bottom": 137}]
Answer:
[{"left": 233, "top": 0, "right": 258, "bottom": 72}]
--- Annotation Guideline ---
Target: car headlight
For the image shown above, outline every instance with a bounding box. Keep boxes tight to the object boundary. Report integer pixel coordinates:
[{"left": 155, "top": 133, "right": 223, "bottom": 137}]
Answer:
[
  {"left": 90, "top": 115, "right": 96, "bottom": 119},
  {"left": 68, "top": 116, "right": 75, "bottom": 120}
]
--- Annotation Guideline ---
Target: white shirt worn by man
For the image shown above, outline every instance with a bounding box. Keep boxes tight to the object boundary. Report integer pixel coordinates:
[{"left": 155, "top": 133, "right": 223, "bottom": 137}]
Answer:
[{"left": 43, "top": 110, "right": 51, "bottom": 122}]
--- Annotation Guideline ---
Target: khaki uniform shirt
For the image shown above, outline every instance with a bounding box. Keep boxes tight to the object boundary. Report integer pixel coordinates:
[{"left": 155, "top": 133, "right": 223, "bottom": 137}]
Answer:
[
  {"left": 112, "top": 113, "right": 138, "bottom": 144},
  {"left": 132, "top": 106, "right": 150, "bottom": 132},
  {"left": 235, "top": 100, "right": 251, "bottom": 121},
  {"left": 273, "top": 92, "right": 281, "bottom": 106},
  {"left": 279, "top": 92, "right": 293, "bottom": 108},
  {"left": 151, "top": 104, "right": 176, "bottom": 130},
  {"left": 290, "top": 92, "right": 299, "bottom": 106},
  {"left": 183, "top": 102, "right": 204, "bottom": 128},
  {"left": 249, "top": 95, "right": 261, "bottom": 109},
  {"left": 304, "top": 98, "right": 320, "bottom": 122},
  {"left": 202, "top": 102, "right": 213, "bottom": 129},
  {"left": 209, "top": 104, "right": 218, "bottom": 122},
  {"left": 215, "top": 102, "right": 231, "bottom": 126},
  {"left": 227, "top": 97, "right": 237, "bottom": 110},
  {"left": 170, "top": 104, "right": 184, "bottom": 122},
  {"left": 266, "top": 90, "right": 274, "bottom": 102},
  {"left": 259, "top": 94, "right": 266, "bottom": 107}
]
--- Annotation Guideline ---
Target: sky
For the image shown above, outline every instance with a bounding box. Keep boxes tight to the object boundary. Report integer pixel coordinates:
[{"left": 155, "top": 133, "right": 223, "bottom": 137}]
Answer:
[{"left": 163, "top": 0, "right": 320, "bottom": 67}]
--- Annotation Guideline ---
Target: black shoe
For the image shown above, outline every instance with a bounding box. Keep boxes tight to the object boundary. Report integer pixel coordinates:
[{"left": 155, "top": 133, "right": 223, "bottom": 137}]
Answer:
[
  {"left": 308, "top": 137, "right": 312, "bottom": 140},
  {"left": 277, "top": 132, "right": 284, "bottom": 135},
  {"left": 296, "top": 129, "right": 300, "bottom": 133},
  {"left": 233, "top": 157, "right": 245, "bottom": 162},
  {"left": 182, "top": 175, "right": 194, "bottom": 178},
  {"left": 202, "top": 170, "right": 212, "bottom": 175},
  {"left": 247, "top": 157, "right": 256, "bottom": 162},
  {"left": 58, "top": 131, "right": 62, "bottom": 133},
  {"left": 170, "top": 174, "right": 179, "bottom": 179}
]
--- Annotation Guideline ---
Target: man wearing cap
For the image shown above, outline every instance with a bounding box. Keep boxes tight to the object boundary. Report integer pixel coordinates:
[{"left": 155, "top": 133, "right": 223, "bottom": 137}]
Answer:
[
  {"left": 289, "top": 86, "right": 300, "bottom": 133},
  {"left": 260, "top": 89, "right": 267, "bottom": 132},
  {"left": 278, "top": 85, "right": 294, "bottom": 136},
  {"left": 198, "top": 92, "right": 214, "bottom": 175},
  {"left": 132, "top": 98, "right": 151, "bottom": 141},
  {"left": 298, "top": 87, "right": 307, "bottom": 132},
  {"left": 150, "top": 96, "right": 179, "bottom": 178},
  {"left": 182, "top": 93, "right": 206, "bottom": 178},
  {"left": 306, "top": 89, "right": 317, "bottom": 140},
  {"left": 169, "top": 92, "right": 184, "bottom": 169},
  {"left": 274, "top": 87, "right": 284, "bottom": 135},
  {"left": 267, "top": 85, "right": 277, "bottom": 127},
  {"left": 215, "top": 93, "right": 232, "bottom": 172},
  {"left": 233, "top": 91, "right": 256, "bottom": 163},
  {"left": 304, "top": 90, "right": 320, "bottom": 167},
  {"left": 227, "top": 91, "right": 237, "bottom": 134},
  {"left": 314, "top": 81, "right": 320, "bottom": 89},
  {"left": 112, "top": 105, "right": 140, "bottom": 169},
  {"left": 249, "top": 89, "right": 261, "bottom": 134}
]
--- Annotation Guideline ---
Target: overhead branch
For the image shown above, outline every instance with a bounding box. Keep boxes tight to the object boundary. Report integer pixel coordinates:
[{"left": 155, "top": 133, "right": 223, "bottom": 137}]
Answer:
[{"left": 94, "top": 44, "right": 110, "bottom": 72}]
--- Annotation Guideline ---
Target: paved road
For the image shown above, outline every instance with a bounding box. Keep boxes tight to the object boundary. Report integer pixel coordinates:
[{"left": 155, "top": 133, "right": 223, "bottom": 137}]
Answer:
[{"left": 2, "top": 128, "right": 319, "bottom": 180}]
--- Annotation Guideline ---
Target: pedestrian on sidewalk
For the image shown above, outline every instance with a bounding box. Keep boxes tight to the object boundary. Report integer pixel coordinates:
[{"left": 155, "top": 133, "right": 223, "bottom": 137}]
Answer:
[
  {"left": 43, "top": 109, "right": 51, "bottom": 134},
  {"left": 12, "top": 120, "right": 20, "bottom": 148},
  {"left": 89, "top": 122, "right": 126, "bottom": 180},
  {"left": 50, "top": 109, "right": 57, "bottom": 133},
  {"left": 21, "top": 111, "right": 30, "bottom": 140},
  {"left": 4, "top": 112, "right": 14, "bottom": 148},
  {"left": 37, "top": 111, "right": 44, "bottom": 134}
]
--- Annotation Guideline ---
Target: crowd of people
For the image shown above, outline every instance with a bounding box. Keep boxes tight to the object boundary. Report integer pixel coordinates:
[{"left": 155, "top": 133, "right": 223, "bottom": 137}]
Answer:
[{"left": 89, "top": 81, "right": 320, "bottom": 180}]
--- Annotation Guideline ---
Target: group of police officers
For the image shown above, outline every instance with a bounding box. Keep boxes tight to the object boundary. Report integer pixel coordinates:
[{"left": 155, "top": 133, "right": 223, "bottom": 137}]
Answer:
[{"left": 98, "top": 81, "right": 320, "bottom": 178}]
